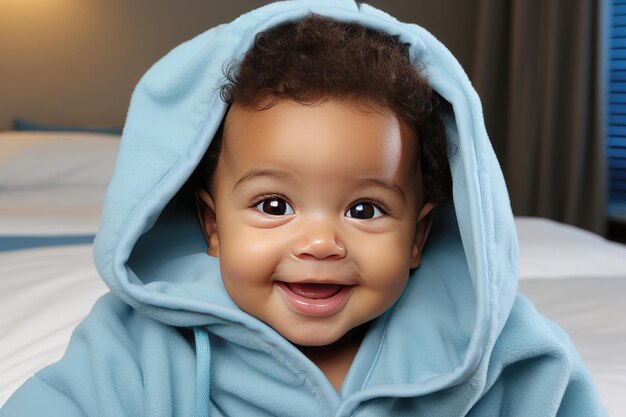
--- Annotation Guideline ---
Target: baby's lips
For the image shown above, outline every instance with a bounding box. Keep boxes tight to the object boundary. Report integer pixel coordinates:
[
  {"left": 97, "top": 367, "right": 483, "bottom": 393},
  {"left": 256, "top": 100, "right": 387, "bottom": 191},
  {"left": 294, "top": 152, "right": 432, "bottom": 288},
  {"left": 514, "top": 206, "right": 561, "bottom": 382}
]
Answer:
[{"left": 276, "top": 281, "right": 354, "bottom": 317}]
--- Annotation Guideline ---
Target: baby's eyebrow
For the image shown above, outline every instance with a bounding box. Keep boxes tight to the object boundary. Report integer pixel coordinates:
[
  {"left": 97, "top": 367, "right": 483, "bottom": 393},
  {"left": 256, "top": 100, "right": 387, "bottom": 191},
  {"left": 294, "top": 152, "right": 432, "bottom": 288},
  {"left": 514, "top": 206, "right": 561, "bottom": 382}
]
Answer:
[
  {"left": 233, "top": 168, "right": 293, "bottom": 190},
  {"left": 233, "top": 169, "right": 406, "bottom": 201},
  {"left": 354, "top": 178, "right": 406, "bottom": 202}
]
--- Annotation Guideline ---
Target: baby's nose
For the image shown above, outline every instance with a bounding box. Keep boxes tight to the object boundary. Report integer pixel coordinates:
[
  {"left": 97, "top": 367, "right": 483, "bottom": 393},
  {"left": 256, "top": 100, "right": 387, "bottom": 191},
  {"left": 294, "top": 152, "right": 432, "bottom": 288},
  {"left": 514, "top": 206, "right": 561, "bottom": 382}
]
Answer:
[{"left": 292, "top": 220, "right": 347, "bottom": 260}]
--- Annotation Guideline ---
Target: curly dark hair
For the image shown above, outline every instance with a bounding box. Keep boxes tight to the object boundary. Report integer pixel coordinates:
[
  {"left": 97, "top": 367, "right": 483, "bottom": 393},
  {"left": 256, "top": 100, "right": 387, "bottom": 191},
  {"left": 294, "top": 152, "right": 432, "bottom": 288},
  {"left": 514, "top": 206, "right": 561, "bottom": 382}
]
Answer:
[{"left": 199, "top": 14, "right": 452, "bottom": 204}]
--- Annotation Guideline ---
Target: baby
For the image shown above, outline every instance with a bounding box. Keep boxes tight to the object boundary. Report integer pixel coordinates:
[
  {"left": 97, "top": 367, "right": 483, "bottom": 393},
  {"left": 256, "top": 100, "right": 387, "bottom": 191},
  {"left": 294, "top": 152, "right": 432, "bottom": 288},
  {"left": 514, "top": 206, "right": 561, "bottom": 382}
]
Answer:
[
  {"left": 1, "top": 2, "right": 606, "bottom": 416},
  {"left": 193, "top": 14, "right": 450, "bottom": 391}
]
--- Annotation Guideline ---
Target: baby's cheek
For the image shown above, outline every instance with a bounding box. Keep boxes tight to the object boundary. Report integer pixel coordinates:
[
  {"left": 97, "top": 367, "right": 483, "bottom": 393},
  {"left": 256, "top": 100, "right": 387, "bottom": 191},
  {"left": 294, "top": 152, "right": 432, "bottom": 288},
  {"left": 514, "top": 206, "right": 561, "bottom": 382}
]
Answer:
[
  {"left": 219, "top": 228, "right": 278, "bottom": 287},
  {"left": 218, "top": 240, "right": 276, "bottom": 316},
  {"left": 358, "top": 234, "right": 412, "bottom": 282}
]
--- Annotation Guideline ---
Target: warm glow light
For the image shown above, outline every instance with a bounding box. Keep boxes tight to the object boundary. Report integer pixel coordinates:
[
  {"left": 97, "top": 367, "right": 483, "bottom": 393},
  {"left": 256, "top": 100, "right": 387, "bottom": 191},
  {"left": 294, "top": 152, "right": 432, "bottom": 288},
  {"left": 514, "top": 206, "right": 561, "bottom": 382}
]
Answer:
[
  {"left": 1, "top": 0, "right": 59, "bottom": 5},
  {"left": 0, "top": 0, "right": 78, "bottom": 29},
  {"left": 0, "top": 0, "right": 74, "bottom": 16}
]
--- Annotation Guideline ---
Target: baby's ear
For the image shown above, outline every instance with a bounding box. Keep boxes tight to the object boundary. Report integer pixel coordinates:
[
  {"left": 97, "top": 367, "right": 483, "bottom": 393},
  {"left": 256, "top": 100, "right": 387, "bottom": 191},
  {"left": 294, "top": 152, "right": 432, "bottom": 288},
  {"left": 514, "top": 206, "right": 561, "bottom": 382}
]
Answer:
[
  {"left": 195, "top": 189, "right": 220, "bottom": 257},
  {"left": 410, "top": 202, "right": 435, "bottom": 269}
]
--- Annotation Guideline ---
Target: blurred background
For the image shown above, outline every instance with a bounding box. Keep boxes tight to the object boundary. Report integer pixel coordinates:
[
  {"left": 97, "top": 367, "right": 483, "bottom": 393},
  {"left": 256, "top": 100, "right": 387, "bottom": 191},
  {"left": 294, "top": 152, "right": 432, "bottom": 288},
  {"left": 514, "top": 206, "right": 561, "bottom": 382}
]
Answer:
[{"left": 0, "top": 0, "right": 619, "bottom": 239}]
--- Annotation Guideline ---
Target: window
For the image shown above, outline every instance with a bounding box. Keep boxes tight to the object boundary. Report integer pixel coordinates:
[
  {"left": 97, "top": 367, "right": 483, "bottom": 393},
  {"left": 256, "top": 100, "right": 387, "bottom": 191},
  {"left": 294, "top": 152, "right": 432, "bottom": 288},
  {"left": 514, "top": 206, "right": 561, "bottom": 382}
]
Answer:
[{"left": 608, "top": 0, "right": 626, "bottom": 221}]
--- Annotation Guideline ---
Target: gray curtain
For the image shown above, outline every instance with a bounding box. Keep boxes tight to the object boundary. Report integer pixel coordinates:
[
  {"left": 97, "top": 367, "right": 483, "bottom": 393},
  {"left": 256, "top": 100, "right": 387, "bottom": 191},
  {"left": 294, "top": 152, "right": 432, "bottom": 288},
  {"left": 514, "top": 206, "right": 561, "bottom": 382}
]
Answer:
[{"left": 472, "top": 0, "right": 606, "bottom": 234}]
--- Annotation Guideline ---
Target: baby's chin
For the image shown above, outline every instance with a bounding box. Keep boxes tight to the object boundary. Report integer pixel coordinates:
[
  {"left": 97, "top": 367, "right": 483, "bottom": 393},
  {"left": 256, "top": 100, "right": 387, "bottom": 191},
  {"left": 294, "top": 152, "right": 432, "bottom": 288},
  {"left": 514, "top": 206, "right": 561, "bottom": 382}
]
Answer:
[{"left": 287, "top": 322, "right": 371, "bottom": 351}]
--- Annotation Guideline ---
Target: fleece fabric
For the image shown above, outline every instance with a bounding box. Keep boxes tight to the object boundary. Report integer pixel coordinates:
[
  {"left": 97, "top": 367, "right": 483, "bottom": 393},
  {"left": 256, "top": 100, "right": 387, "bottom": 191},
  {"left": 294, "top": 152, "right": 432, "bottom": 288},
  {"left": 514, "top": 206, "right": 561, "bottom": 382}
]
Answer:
[{"left": 1, "top": 1, "right": 607, "bottom": 416}]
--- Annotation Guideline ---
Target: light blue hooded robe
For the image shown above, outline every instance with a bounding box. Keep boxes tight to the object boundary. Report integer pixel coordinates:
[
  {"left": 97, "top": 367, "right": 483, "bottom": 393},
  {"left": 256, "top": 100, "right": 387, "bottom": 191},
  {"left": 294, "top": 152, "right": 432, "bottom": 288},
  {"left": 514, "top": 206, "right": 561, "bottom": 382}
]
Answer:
[{"left": 1, "top": 1, "right": 608, "bottom": 416}]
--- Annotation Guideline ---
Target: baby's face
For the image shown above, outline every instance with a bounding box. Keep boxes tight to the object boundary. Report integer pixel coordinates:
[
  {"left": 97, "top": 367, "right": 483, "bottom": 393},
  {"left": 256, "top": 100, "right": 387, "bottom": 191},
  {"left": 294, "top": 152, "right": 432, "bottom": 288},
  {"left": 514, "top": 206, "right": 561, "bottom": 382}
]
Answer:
[{"left": 198, "top": 99, "right": 433, "bottom": 346}]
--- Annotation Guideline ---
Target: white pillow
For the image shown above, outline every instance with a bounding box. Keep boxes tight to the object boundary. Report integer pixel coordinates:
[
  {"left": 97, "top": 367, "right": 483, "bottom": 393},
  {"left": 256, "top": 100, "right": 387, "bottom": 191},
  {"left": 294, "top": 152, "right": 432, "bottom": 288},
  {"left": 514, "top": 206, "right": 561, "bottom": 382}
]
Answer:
[
  {"left": 0, "top": 131, "right": 119, "bottom": 189},
  {"left": 0, "top": 131, "right": 120, "bottom": 235}
]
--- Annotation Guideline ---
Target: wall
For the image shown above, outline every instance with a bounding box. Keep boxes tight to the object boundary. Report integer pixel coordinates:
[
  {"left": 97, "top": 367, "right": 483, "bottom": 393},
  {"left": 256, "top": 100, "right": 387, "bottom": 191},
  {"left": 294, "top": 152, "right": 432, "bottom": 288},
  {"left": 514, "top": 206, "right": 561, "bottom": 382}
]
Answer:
[{"left": 0, "top": 0, "right": 477, "bottom": 131}]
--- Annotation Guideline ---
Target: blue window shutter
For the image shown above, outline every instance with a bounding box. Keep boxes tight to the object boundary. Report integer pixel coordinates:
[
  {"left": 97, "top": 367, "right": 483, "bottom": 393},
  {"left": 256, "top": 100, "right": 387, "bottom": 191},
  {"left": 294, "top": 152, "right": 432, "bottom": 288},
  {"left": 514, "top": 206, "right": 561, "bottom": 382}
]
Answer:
[{"left": 609, "top": 0, "right": 626, "bottom": 203}]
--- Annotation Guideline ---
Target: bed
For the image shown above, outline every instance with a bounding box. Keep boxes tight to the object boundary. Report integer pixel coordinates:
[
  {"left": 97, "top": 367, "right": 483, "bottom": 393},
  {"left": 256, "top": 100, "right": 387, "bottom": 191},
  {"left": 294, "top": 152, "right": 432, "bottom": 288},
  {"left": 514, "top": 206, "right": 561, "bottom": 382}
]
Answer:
[
  {"left": 1, "top": 131, "right": 625, "bottom": 415},
  {"left": 0, "top": 131, "right": 115, "bottom": 403}
]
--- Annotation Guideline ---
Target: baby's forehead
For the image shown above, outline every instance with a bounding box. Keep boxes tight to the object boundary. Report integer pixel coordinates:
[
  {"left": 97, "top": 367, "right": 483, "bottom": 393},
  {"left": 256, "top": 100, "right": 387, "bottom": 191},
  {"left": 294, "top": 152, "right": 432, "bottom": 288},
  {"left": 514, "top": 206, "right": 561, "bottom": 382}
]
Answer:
[
  {"left": 216, "top": 99, "right": 422, "bottom": 189},
  {"left": 222, "top": 99, "right": 419, "bottom": 150}
]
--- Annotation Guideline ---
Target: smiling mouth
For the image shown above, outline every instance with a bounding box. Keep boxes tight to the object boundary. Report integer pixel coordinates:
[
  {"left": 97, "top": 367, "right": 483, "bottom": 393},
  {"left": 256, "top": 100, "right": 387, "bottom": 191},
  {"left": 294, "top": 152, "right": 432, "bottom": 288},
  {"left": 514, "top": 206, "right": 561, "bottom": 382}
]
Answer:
[
  {"left": 284, "top": 282, "right": 343, "bottom": 299},
  {"left": 276, "top": 281, "right": 354, "bottom": 317}
]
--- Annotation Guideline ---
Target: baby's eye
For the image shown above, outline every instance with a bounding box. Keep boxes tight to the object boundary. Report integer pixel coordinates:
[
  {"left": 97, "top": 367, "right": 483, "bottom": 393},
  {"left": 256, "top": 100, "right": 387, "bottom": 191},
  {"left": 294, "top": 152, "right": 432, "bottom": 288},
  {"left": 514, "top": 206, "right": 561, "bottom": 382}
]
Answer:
[
  {"left": 254, "top": 197, "right": 295, "bottom": 216},
  {"left": 345, "top": 202, "right": 384, "bottom": 220}
]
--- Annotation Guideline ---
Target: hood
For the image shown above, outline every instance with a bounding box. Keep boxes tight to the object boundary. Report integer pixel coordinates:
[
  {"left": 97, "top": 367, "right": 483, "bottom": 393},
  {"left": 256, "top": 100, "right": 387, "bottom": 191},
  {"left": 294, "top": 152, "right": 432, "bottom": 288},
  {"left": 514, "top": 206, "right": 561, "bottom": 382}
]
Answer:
[{"left": 93, "top": 0, "right": 518, "bottom": 411}]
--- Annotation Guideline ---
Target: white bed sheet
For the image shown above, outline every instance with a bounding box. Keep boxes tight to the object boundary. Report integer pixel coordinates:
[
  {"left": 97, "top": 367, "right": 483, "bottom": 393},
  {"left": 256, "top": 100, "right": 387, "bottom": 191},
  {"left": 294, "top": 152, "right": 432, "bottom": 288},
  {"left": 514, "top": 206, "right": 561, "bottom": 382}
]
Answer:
[
  {"left": 0, "top": 244, "right": 108, "bottom": 405},
  {"left": 519, "top": 278, "right": 626, "bottom": 416}
]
